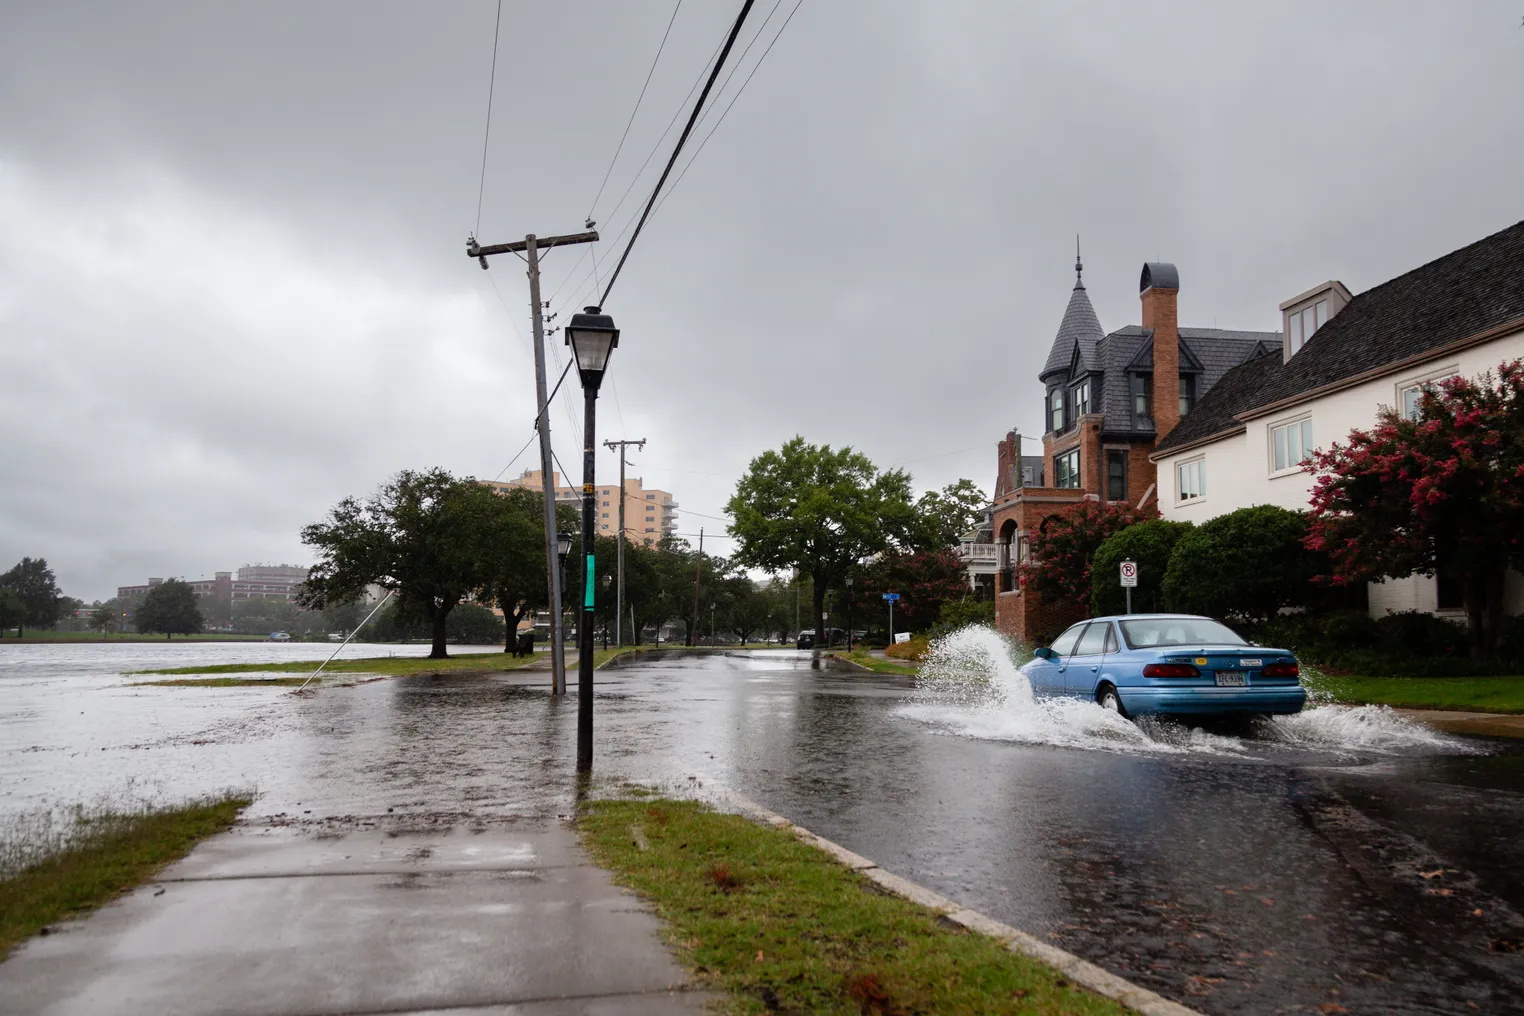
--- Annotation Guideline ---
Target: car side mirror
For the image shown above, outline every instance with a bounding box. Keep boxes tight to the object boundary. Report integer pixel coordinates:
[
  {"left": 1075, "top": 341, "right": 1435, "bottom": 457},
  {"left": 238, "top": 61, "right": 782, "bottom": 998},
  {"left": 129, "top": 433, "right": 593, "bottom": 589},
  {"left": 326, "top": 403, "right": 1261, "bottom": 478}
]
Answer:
[{"left": 1033, "top": 646, "right": 1055, "bottom": 660}]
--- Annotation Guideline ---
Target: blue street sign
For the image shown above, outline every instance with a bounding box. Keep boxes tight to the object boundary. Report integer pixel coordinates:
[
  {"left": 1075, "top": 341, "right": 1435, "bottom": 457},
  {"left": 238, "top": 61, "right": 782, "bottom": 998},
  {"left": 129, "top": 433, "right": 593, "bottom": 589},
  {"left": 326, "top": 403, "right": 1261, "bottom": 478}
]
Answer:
[{"left": 882, "top": 592, "right": 900, "bottom": 602}]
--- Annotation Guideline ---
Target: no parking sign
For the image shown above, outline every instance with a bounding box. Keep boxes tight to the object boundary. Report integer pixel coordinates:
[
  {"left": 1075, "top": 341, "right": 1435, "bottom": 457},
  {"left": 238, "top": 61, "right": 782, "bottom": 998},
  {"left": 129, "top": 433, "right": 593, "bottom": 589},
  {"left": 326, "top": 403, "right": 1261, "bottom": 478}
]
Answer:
[{"left": 1119, "top": 560, "right": 1138, "bottom": 588}]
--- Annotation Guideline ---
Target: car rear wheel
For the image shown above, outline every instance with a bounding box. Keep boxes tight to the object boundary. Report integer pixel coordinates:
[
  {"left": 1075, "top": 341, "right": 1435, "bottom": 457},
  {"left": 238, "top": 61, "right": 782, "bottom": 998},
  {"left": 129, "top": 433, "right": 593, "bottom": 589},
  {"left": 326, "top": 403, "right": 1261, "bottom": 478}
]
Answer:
[{"left": 1097, "top": 683, "right": 1128, "bottom": 718}]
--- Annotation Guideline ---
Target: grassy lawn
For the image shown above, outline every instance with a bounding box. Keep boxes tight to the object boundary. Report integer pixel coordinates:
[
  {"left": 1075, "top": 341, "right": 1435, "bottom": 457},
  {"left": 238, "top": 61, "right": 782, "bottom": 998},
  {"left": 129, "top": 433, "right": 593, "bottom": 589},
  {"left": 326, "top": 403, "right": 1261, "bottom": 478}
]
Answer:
[
  {"left": 835, "top": 651, "right": 920, "bottom": 676},
  {"left": 579, "top": 799, "right": 1123, "bottom": 1016},
  {"left": 1, "top": 793, "right": 250, "bottom": 959},
  {"left": 1312, "top": 673, "right": 1524, "bottom": 714},
  {"left": 132, "top": 676, "right": 322, "bottom": 688},
  {"left": 3, "top": 631, "right": 255, "bottom": 643},
  {"left": 132, "top": 646, "right": 648, "bottom": 679}
]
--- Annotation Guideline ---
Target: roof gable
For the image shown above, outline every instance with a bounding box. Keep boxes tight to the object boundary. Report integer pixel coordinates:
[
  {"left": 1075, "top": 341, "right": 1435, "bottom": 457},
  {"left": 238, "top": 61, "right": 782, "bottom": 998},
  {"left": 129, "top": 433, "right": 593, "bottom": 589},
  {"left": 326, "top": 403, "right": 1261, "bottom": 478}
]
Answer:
[{"left": 1040, "top": 281, "right": 1105, "bottom": 381}]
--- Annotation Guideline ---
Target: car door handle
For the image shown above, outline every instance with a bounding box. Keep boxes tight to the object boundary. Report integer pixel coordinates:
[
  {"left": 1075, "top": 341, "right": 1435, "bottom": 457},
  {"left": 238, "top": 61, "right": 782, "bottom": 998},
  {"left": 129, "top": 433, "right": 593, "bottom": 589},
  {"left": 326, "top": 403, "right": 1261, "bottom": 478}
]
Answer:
[{"left": 1091, "top": 665, "right": 1099, "bottom": 672}]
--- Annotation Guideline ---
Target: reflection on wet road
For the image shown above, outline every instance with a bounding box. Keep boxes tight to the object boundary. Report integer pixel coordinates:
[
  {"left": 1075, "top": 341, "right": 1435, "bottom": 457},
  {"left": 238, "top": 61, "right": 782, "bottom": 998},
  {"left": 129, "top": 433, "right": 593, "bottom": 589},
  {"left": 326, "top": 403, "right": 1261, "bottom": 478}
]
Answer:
[{"left": 3, "top": 645, "right": 1521, "bottom": 1014}]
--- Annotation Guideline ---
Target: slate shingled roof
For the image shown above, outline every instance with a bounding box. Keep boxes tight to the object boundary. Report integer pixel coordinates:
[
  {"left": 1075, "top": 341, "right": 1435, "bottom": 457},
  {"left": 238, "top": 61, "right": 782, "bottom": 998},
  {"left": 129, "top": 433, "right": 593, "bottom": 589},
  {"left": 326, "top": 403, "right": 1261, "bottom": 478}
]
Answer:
[
  {"left": 1155, "top": 219, "right": 1524, "bottom": 454},
  {"left": 1040, "top": 280, "right": 1105, "bottom": 381},
  {"left": 1093, "top": 327, "right": 1273, "bottom": 433}
]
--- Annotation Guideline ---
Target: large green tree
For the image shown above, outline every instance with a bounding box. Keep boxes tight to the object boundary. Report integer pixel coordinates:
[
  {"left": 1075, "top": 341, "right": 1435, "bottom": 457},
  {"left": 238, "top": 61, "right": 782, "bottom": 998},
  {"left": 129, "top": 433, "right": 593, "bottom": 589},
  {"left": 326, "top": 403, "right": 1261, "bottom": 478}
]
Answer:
[
  {"left": 1162, "top": 505, "right": 1321, "bottom": 624},
  {"left": 1306, "top": 363, "right": 1524, "bottom": 660},
  {"left": 727, "top": 438, "right": 914, "bottom": 655},
  {"left": 0, "top": 589, "right": 26, "bottom": 636},
  {"left": 301, "top": 468, "right": 504, "bottom": 659},
  {"left": 0, "top": 557, "right": 63, "bottom": 636},
  {"left": 135, "top": 579, "right": 205, "bottom": 638},
  {"left": 481, "top": 487, "right": 574, "bottom": 653},
  {"left": 908, "top": 479, "right": 988, "bottom": 552},
  {"left": 1090, "top": 519, "right": 1194, "bottom": 616}
]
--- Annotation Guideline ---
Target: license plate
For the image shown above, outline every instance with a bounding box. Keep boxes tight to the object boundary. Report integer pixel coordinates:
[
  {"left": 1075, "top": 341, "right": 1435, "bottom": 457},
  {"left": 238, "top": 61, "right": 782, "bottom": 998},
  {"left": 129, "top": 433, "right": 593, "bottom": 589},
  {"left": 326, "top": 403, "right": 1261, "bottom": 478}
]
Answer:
[{"left": 1215, "top": 670, "right": 1247, "bottom": 687}]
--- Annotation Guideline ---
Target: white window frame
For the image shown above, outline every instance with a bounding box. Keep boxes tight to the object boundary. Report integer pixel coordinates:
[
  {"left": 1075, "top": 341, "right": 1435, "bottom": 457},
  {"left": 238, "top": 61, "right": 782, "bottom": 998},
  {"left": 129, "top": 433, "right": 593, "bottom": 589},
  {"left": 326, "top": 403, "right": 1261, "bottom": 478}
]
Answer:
[
  {"left": 1053, "top": 447, "right": 1081, "bottom": 489},
  {"left": 1268, "top": 413, "right": 1315, "bottom": 477},
  {"left": 1395, "top": 364, "right": 1459, "bottom": 422},
  {"left": 1176, "top": 456, "right": 1206, "bottom": 503}
]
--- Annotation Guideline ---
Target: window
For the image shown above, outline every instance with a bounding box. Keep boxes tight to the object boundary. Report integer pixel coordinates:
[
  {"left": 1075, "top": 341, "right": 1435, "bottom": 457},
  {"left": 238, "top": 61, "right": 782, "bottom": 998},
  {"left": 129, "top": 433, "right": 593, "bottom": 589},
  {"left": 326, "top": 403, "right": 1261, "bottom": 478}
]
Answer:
[
  {"left": 1178, "top": 457, "right": 1205, "bottom": 501},
  {"left": 1049, "top": 623, "right": 1086, "bottom": 657},
  {"left": 1397, "top": 369, "right": 1457, "bottom": 422},
  {"left": 1054, "top": 447, "right": 1081, "bottom": 489},
  {"left": 644, "top": 527, "right": 654, "bottom": 533},
  {"left": 645, "top": 516, "right": 654, "bottom": 523},
  {"left": 646, "top": 494, "right": 655, "bottom": 500},
  {"left": 601, "top": 512, "right": 609, "bottom": 519},
  {"left": 1270, "top": 417, "right": 1314, "bottom": 472},
  {"left": 1105, "top": 450, "right": 1127, "bottom": 501},
  {"left": 1049, "top": 387, "right": 1065, "bottom": 432},
  {"left": 1131, "top": 374, "right": 1152, "bottom": 426},
  {"left": 602, "top": 500, "right": 609, "bottom": 507},
  {"left": 1075, "top": 622, "right": 1109, "bottom": 656},
  {"left": 1179, "top": 375, "right": 1195, "bottom": 417},
  {"left": 1121, "top": 617, "right": 1245, "bottom": 648},
  {"left": 1288, "top": 299, "right": 1329, "bottom": 355},
  {"left": 1072, "top": 379, "right": 1090, "bottom": 418}
]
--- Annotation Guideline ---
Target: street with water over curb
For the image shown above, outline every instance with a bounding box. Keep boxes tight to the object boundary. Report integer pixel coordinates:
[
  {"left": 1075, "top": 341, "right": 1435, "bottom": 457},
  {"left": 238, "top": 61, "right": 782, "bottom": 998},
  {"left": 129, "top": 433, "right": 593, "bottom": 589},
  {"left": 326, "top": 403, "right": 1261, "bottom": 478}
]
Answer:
[{"left": 2, "top": 642, "right": 1522, "bottom": 1014}]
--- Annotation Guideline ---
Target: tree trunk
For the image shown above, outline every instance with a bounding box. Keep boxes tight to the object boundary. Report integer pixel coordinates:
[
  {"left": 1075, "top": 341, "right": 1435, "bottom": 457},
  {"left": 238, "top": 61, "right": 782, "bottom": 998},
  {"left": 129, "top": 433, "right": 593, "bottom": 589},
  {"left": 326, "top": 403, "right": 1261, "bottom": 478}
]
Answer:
[
  {"left": 1464, "top": 565, "right": 1507, "bottom": 662},
  {"left": 684, "top": 616, "right": 694, "bottom": 647},
  {"left": 430, "top": 609, "right": 449, "bottom": 659}
]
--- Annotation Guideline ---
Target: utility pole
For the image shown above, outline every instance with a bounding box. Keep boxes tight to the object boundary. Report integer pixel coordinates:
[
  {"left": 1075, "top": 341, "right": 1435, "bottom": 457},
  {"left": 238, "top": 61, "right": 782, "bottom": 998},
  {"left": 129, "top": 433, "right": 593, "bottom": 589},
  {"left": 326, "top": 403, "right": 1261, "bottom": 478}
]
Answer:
[
  {"left": 690, "top": 528, "right": 704, "bottom": 647},
  {"left": 602, "top": 437, "right": 645, "bottom": 647},
  {"left": 467, "top": 229, "right": 598, "bottom": 696}
]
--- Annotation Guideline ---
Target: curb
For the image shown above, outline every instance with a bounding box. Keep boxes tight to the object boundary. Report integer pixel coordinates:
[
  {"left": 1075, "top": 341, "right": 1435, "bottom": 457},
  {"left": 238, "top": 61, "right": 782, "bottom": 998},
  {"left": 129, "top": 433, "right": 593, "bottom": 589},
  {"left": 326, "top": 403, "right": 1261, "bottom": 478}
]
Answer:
[{"left": 710, "top": 786, "right": 1203, "bottom": 1016}]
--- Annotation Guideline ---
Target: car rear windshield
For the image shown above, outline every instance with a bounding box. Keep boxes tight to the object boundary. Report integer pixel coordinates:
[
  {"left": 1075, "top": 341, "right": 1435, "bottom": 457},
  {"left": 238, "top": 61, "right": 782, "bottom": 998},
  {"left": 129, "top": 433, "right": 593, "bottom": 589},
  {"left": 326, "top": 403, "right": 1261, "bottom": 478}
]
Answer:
[{"left": 1120, "top": 618, "right": 1246, "bottom": 649}]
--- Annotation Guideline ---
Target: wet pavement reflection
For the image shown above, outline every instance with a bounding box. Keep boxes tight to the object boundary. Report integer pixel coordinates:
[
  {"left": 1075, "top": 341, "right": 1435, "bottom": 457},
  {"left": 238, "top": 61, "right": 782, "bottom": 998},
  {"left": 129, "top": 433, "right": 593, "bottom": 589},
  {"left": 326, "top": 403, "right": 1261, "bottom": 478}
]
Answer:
[{"left": 3, "top": 645, "right": 1522, "bottom": 1014}]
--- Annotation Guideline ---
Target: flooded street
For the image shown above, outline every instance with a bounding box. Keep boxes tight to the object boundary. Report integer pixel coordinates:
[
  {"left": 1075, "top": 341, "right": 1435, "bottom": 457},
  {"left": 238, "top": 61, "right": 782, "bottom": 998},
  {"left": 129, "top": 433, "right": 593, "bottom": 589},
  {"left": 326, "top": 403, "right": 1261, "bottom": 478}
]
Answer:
[{"left": 3, "top": 642, "right": 1522, "bottom": 1014}]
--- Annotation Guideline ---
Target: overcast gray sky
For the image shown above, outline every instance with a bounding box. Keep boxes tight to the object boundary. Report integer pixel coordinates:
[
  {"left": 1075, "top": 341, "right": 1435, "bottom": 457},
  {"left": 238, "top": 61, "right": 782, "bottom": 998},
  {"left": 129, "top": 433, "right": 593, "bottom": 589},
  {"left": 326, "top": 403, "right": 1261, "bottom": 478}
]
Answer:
[{"left": 2, "top": 1, "right": 1521, "bottom": 601}]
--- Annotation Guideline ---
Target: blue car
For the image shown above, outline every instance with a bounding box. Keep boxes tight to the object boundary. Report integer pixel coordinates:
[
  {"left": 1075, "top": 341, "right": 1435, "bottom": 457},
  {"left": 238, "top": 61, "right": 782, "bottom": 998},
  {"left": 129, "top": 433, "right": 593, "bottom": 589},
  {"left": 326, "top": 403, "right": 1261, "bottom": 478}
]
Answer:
[{"left": 1023, "top": 614, "right": 1305, "bottom": 718}]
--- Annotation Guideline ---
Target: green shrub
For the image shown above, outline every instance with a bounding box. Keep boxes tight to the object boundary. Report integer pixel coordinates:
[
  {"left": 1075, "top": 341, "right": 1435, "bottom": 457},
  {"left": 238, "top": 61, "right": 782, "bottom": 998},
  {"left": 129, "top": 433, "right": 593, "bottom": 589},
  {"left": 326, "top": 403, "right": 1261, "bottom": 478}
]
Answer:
[
  {"left": 1374, "top": 610, "right": 1467, "bottom": 657},
  {"left": 926, "top": 597, "right": 995, "bottom": 640},
  {"left": 1090, "top": 519, "right": 1194, "bottom": 616},
  {"left": 1162, "top": 505, "right": 1321, "bottom": 622}
]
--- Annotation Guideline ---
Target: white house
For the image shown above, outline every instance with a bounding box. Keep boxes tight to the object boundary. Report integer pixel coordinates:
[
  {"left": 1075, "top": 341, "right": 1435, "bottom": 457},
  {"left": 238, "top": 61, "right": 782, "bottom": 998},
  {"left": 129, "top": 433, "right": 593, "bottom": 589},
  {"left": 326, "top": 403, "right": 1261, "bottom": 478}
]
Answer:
[{"left": 1151, "top": 220, "right": 1524, "bottom": 619}]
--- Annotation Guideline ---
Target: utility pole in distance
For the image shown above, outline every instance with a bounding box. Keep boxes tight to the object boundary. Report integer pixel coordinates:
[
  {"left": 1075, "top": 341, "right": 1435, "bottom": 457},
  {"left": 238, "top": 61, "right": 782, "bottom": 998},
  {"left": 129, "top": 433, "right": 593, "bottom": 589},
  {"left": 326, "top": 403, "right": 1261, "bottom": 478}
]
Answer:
[
  {"left": 602, "top": 437, "right": 645, "bottom": 647},
  {"left": 467, "top": 229, "right": 598, "bottom": 695},
  {"left": 690, "top": 528, "right": 704, "bottom": 647}
]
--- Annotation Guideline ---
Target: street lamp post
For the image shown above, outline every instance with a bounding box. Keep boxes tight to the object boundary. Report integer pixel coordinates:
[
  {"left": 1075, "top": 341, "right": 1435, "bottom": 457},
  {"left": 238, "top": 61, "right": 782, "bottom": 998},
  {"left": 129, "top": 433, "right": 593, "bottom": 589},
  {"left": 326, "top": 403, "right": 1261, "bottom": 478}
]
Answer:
[
  {"left": 845, "top": 575, "right": 854, "bottom": 652},
  {"left": 566, "top": 306, "right": 620, "bottom": 774}
]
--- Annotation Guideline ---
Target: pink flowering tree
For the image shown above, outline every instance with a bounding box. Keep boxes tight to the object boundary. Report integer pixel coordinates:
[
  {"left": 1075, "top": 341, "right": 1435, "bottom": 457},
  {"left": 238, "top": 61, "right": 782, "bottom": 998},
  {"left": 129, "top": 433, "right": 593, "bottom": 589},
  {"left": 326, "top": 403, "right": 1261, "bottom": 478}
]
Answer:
[
  {"left": 1020, "top": 499, "right": 1157, "bottom": 613},
  {"left": 1304, "top": 361, "right": 1524, "bottom": 660}
]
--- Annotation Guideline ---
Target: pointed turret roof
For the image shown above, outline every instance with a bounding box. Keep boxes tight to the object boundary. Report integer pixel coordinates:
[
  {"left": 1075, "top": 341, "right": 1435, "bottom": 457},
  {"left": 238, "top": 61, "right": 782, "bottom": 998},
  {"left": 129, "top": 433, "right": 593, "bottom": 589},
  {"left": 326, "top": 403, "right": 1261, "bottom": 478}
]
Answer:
[{"left": 1039, "top": 246, "right": 1104, "bottom": 382}]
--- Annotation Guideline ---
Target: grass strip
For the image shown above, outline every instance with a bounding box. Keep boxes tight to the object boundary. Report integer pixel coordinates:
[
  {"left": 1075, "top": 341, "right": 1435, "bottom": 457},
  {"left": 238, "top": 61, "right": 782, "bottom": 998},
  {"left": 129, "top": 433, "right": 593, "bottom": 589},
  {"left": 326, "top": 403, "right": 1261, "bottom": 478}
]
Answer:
[
  {"left": 1310, "top": 674, "right": 1524, "bottom": 714},
  {"left": 835, "top": 651, "right": 920, "bottom": 676},
  {"left": 132, "top": 676, "right": 319, "bottom": 687},
  {"left": 132, "top": 651, "right": 543, "bottom": 677},
  {"left": 1, "top": 794, "right": 250, "bottom": 959},
  {"left": 579, "top": 799, "right": 1124, "bottom": 1016}
]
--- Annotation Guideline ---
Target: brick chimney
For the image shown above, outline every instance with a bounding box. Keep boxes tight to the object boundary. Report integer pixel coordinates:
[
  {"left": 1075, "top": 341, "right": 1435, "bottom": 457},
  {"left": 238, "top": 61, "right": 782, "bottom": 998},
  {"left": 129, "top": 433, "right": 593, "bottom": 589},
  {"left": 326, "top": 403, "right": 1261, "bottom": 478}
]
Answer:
[
  {"left": 994, "top": 429, "right": 1020, "bottom": 499},
  {"left": 1140, "top": 262, "right": 1180, "bottom": 441}
]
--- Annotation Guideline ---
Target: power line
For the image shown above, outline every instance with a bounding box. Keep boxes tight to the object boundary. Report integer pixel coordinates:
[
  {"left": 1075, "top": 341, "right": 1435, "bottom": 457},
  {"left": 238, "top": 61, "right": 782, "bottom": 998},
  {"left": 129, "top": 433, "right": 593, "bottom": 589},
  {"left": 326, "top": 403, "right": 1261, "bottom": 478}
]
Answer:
[
  {"left": 473, "top": 0, "right": 503, "bottom": 237},
  {"left": 598, "top": 0, "right": 757, "bottom": 307},
  {"left": 586, "top": 0, "right": 684, "bottom": 222},
  {"left": 651, "top": 0, "right": 805, "bottom": 221}
]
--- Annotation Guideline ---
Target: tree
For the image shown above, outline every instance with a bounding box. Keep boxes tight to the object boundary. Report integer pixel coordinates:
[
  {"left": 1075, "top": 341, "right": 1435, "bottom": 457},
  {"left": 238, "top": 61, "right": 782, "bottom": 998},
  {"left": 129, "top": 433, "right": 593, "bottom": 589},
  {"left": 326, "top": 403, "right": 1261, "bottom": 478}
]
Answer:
[
  {"left": 135, "top": 579, "right": 204, "bottom": 638},
  {"left": 0, "top": 589, "right": 25, "bottom": 637},
  {"left": 1305, "top": 363, "right": 1524, "bottom": 659},
  {"left": 1090, "top": 519, "right": 1194, "bottom": 616},
  {"left": 727, "top": 438, "right": 914, "bottom": 654},
  {"left": 847, "top": 549, "right": 971, "bottom": 637},
  {"left": 1020, "top": 500, "right": 1155, "bottom": 612},
  {"left": 908, "top": 479, "right": 988, "bottom": 552},
  {"left": 1162, "top": 505, "right": 1320, "bottom": 623},
  {"left": 301, "top": 469, "right": 504, "bottom": 659},
  {"left": 481, "top": 487, "right": 573, "bottom": 653},
  {"left": 90, "top": 604, "right": 116, "bottom": 635},
  {"left": 0, "top": 557, "right": 63, "bottom": 636},
  {"left": 448, "top": 603, "right": 506, "bottom": 644}
]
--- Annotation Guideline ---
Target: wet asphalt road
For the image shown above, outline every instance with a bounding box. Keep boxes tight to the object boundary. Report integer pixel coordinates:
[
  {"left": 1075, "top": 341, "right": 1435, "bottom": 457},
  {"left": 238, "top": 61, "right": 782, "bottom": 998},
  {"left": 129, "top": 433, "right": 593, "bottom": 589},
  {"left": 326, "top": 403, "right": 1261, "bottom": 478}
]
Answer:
[{"left": 4, "top": 646, "right": 1523, "bottom": 1015}]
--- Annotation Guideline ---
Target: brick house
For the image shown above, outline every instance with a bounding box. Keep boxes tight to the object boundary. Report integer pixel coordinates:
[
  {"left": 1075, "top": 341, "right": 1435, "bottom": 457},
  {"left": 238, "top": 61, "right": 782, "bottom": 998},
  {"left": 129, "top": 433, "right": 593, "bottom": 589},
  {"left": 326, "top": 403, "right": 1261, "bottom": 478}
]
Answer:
[{"left": 991, "top": 253, "right": 1278, "bottom": 642}]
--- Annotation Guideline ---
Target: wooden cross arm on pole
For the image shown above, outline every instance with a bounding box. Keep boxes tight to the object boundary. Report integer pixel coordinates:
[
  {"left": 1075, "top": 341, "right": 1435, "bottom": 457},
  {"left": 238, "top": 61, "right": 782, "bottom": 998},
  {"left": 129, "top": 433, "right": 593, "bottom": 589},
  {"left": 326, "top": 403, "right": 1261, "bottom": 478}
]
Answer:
[{"left": 467, "top": 231, "right": 600, "bottom": 269}]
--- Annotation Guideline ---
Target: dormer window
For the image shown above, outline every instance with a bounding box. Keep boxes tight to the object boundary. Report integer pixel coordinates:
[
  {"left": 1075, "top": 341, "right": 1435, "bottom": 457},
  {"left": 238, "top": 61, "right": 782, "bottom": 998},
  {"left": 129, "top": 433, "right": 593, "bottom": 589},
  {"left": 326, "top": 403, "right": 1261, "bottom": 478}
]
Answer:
[
  {"left": 1280, "top": 281, "right": 1351, "bottom": 362},
  {"left": 1131, "top": 374, "right": 1152, "bottom": 427},
  {"left": 1072, "top": 379, "right": 1091, "bottom": 418},
  {"left": 1179, "top": 375, "right": 1195, "bottom": 417}
]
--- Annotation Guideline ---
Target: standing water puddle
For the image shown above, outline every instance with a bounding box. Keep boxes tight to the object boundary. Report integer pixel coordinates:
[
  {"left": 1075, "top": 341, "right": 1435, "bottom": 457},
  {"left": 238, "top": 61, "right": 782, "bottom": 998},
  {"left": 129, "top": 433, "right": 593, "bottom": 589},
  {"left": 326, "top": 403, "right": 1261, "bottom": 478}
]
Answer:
[{"left": 897, "top": 626, "right": 1475, "bottom": 758}]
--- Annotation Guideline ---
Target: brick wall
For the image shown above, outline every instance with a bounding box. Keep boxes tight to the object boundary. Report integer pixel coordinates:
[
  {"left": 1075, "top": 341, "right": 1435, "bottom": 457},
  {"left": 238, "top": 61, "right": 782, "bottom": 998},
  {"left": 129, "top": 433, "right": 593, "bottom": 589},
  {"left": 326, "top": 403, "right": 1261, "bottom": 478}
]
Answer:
[{"left": 1142, "top": 284, "right": 1180, "bottom": 441}]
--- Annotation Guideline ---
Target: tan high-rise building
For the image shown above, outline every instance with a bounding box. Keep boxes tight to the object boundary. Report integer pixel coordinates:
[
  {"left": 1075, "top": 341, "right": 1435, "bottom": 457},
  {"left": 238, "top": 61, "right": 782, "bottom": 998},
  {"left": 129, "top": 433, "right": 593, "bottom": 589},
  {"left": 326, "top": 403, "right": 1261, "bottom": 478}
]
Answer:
[{"left": 483, "top": 469, "right": 678, "bottom": 547}]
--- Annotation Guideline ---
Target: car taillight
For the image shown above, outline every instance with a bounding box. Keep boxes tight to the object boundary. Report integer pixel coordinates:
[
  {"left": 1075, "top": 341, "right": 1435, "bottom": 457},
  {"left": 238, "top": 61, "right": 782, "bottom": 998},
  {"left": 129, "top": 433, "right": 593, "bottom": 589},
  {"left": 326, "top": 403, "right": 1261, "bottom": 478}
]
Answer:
[
  {"left": 1262, "top": 662, "right": 1300, "bottom": 678},
  {"left": 1143, "top": 663, "right": 1200, "bottom": 678}
]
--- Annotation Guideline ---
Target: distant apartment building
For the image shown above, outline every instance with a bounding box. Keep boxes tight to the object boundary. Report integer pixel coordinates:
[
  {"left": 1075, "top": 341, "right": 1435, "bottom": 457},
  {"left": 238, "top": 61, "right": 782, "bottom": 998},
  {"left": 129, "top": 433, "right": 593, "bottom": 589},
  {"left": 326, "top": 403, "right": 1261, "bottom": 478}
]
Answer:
[
  {"left": 117, "top": 564, "right": 310, "bottom": 604},
  {"left": 483, "top": 469, "right": 678, "bottom": 547}
]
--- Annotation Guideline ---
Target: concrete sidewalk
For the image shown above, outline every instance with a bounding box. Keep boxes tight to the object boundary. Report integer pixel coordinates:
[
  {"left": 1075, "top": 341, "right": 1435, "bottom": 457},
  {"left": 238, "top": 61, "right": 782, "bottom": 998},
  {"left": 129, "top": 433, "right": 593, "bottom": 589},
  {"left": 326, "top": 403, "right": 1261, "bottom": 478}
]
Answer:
[{"left": 0, "top": 822, "right": 715, "bottom": 1016}]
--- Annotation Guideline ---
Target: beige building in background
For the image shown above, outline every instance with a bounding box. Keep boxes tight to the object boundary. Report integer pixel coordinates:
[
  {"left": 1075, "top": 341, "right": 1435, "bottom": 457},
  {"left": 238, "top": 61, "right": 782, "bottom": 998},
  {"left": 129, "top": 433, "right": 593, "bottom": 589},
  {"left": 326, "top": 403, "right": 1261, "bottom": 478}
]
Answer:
[{"left": 484, "top": 469, "right": 678, "bottom": 547}]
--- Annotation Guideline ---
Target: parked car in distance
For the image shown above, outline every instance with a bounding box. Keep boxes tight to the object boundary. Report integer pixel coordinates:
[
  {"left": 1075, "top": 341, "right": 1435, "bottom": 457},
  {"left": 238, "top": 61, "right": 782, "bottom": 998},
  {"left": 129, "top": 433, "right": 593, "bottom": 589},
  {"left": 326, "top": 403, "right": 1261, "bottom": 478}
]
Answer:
[
  {"left": 797, "top": 628, "right": 847, "bottom": 649},
  {"left": 1023, "top": 614, "right": 1305, "bottom": 718},
  {"left": 267, "top": 631, "right": 292, "bottom": 642}
]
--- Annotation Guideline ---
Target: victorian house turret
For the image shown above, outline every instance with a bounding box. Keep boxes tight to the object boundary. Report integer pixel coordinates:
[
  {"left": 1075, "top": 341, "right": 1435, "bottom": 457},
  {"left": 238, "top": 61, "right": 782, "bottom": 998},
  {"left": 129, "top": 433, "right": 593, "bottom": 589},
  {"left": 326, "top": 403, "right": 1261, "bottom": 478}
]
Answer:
[{"left": 991, "top": 252, "right": 1279, "bottom": 642}]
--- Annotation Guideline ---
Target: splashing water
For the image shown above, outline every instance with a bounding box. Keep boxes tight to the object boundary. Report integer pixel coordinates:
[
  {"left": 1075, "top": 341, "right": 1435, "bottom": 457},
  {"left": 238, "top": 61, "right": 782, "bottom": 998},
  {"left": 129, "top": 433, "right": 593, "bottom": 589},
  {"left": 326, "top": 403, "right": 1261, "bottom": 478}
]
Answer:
[{"left": 897, "top": 625, "right": 1478, "bottom": 758}]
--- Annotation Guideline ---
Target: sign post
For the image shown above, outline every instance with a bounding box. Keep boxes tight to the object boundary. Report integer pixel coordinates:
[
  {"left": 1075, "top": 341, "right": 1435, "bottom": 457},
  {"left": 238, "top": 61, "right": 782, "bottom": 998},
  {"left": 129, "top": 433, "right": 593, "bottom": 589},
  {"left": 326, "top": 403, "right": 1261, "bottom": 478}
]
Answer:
[
  {"left": 882, "top": 592, "right": 900, "bottom": 642},
  {"left": 1119, "top": 560, "right": 1138, "bottom": 615}
]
